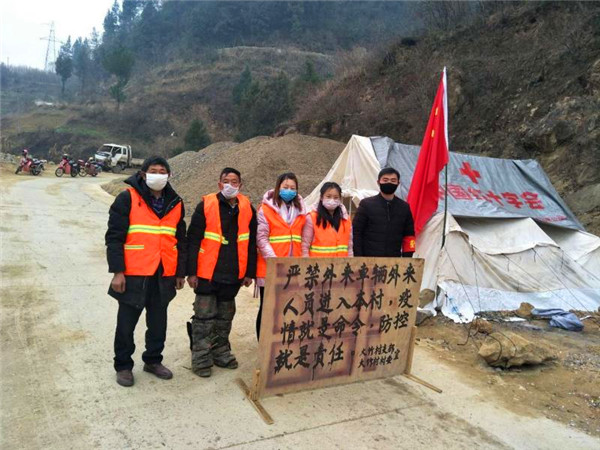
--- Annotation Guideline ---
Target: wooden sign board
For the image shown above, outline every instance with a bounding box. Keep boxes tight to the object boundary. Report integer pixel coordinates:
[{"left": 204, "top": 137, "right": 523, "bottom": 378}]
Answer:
[{"left": 254, "top": 257, "right": 424, "bottom": 398}]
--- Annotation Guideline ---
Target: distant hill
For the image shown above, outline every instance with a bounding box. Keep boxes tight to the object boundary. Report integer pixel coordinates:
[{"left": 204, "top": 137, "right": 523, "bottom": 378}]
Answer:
[{"left": 0, "top": 46, "right": 336, "bottom": 161}]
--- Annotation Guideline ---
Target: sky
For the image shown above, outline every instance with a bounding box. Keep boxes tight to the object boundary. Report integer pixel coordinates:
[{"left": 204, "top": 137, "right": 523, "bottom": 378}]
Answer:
[{"left": 1, "top": 0, "right": 114, "bottom": 70}]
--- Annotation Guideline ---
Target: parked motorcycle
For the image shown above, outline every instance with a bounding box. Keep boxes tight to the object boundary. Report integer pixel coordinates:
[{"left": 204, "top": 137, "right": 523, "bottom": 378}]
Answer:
[
  {"left": 80, "top": 158, "right": 100, "bottom": 177},
  {"left": 15, "top": 157, "right": 45, "bottom": 176},
  {"left": 30, "top": 158, "right": 46, "bottom": 176},
  {"left": 77, "top": 159, "right": 87, "bottom": 177},
  {"left": 55, "top": 155, "right": 80, "bottom": 177}
]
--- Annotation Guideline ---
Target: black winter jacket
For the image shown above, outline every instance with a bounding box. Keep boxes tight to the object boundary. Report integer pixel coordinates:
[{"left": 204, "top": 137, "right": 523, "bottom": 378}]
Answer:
[
  {"left": 352, "top": 194, "right": 415, "bottom": 257},
  {"left": 186, "top": 193, "right": 257, "bottom": 285},
  {"left": 105, "top": 173, "right": 187, "bottom": 308}
]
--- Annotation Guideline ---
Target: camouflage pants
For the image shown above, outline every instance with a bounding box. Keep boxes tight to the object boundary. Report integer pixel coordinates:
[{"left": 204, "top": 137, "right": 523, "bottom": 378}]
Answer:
[{"left": 190, "top": 294, "right": 237, "bottom": 373}]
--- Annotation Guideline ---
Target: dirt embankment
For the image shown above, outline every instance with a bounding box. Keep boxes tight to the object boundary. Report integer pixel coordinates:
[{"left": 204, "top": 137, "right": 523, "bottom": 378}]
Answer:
[{"left": 416, "top": 315, "right": 600, "bottom": 437}]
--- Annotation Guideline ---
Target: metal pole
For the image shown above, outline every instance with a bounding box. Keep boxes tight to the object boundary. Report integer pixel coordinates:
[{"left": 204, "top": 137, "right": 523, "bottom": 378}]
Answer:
[{"left": 441, "top": 163, "right": 448, "bottom": 248}]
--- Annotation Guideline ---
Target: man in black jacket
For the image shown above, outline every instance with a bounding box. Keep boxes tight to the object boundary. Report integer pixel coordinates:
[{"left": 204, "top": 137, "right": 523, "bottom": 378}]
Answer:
[
  {"left": 353, "top": 167, "right": 416, "bottom": 257},
  {"left": 186, "top": 168, "right": 257, "bottom": 378},
  {"left": 106, "top": 156, "right": 186, "bottom": 387}
]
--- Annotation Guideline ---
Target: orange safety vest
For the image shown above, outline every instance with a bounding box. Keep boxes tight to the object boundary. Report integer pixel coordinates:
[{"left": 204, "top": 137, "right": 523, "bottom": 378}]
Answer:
[
  {"left": 197, "top": 193, "right": 252, "bottom": 281},
  {"left": 124, "top": 188, "right": 182, "bottom": 277},
  {"left": 257, "top": 204, "right": 306, "bottom": 278},
  {"left": 308, "top": 211, "right": 351, "bottom": 258}
]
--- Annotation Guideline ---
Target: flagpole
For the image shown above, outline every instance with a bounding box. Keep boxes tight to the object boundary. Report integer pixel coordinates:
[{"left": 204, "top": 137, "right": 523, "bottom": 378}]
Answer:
[
  {"left": 441, "top": 163, "right": 448, "bottom": 248},
  {"left": 441, "top": 66, "right": 449, "bottom": 249}
]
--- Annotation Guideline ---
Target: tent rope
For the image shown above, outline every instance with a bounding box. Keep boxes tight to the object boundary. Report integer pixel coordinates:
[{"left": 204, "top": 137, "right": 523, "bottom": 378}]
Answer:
[
  {"left": 532, "top": 248, "right": 600, "bottom": 326},
  {"left": 500, "top": 252, "right": 599, "bottom": 326}
]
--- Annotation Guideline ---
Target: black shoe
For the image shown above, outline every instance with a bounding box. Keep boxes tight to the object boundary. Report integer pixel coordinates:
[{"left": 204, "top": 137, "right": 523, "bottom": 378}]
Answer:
[
  {"left": 143, "top": 363, "right": 173, "bottom": 380},
  {"left": 193, "top": 367, "right": 212, "bottom": 378},
  {"left": 214, "top": 358, "right": 238, "bottom": 369},
  {"left": 116, "top": 369, "right": 134, "bottom": 387}
]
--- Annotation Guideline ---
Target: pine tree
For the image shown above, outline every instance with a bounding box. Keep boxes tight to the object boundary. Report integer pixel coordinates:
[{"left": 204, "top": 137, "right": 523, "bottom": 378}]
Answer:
[
  {"left": 101, "top": 46, "right": 135, "bottom": 110},
  {"left": 232, "top": 65, "right": 252, "bottom": 105},
  {"left": 55, "top": 37, "right": 73, "bottom": 96},
  {"left": 300, "top": 60, "right": 320, "bottom": 84},
  {"left": 184, "top": 119, "right": 212, "bottom": 150},
  {"left": 72, "top": 38, "right": 92, "bottom": 96}
]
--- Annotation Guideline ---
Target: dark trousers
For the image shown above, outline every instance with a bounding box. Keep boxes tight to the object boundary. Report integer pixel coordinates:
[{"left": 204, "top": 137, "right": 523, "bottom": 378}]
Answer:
[
  {"left": 113, "top": 275, "right": 168, "bottom": 372},
  {"left": 190, "top": 280, "right": 241, "bottom": 372},
  {"left": 256, "top": 286, "right": 265, "bottom": 340}
]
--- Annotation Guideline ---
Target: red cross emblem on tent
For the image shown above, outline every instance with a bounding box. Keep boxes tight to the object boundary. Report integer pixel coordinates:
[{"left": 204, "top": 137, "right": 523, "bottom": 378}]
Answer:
[{"left": 459, "top": 162, "right": 481, "bottom": 184}]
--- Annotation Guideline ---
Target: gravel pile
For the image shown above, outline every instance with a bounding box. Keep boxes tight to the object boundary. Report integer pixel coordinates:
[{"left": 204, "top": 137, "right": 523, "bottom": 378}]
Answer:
[
  {"left": 170, "top": 134, "right": 345, "bottom": 211},
  {"left": 102, "top": 134, "right": 345, "bottom": 216}
]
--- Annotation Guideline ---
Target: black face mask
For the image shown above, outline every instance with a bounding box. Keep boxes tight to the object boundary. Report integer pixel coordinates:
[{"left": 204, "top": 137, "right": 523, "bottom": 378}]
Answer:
[{"left": 379, "top": 182, "right": 398, "bottom": 195}]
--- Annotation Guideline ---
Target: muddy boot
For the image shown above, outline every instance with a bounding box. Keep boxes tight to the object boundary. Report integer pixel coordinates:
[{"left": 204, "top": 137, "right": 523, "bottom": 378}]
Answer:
[
  {"left": 213, "top": 300, "right": 238, "bottom": 369},
  {"left": 143, "top": 363, "right": 173, "bottom": 380},
  {"left": 195, "top": 367, "right": 212, "bottom": 378},
  {"left": 116, "top": 369, "right": 134, "bottom": 387},
  {"left": 191, "top": 295, "right": 217, "bottom": 377}
]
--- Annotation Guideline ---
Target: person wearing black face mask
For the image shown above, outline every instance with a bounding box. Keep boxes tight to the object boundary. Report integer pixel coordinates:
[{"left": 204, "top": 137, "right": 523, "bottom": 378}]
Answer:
[{"left": 352, "top": 168, "right": 416, "bottom": 258}]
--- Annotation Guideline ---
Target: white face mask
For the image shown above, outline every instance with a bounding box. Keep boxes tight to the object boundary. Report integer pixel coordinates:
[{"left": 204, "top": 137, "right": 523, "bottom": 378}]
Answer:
[
  {"left": 323, "top": 199, "right": 341, "bottom": 211},
  {"left": 145, "top": 173, "right": 169, "bottom": 191},
  {"left": 221, "top": 183, "right": 239, "bottom": 199}
]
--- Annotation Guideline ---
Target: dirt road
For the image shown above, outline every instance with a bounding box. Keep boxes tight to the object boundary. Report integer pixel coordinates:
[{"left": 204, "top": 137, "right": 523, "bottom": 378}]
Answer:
[{"left": 1, "top": 171, "right": 598, "bottom": 449}]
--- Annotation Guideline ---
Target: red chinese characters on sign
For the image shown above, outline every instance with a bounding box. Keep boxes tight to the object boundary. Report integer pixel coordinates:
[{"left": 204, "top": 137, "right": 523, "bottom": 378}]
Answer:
[
  {"left": 446, "top": 184, "right": 472, "bottom": 200},
  {"left": 521, "top": 191, "right": 544, "bottom": 210},
  {"left": 483, "top": 190, "right": 503, "bottom": 205},
  {"left": 501, "top": 192, "right": 524, "bottom": 209},
  {"left": 439, "top": 185, "right": 545, "bottom": 210}
]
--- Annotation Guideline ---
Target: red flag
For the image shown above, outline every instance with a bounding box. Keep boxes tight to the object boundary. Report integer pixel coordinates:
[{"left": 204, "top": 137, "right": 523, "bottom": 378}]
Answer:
[{"left": 407, "top": 68, "right": 450, "bottom": 235}]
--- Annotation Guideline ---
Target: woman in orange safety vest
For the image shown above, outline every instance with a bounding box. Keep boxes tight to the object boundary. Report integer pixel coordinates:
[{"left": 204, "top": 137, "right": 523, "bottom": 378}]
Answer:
[
  {"left": 302, "top": 182, "right": 353, "bottom": 258},
  {"left": 255, "top": 172, "right": 308, "bottom": 339}
]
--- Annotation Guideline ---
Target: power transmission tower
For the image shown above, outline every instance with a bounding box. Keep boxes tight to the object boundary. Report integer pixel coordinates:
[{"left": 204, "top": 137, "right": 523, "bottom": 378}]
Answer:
[{"left": 40, "top": 22, "right": 60, "bottom": 72}]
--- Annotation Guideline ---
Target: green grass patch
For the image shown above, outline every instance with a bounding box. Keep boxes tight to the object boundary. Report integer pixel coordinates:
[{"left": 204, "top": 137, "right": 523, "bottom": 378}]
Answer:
[
  {"left": 2, "top": 110, "right": 70, "bottom": 134},
  {"left": 54, "top": 125, "right": 107, "bottom": 139}
]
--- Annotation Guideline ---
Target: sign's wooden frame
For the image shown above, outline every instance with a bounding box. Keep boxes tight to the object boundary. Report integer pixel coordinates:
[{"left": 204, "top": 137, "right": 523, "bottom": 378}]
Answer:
[{"left": 236, "top": 257, "right": 441, "bottom": 424}]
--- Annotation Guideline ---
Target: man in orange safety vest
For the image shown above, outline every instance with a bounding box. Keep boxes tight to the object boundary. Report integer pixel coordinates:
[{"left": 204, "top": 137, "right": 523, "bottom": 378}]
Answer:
[
  {"left": 106, "top": 156, "right": 187, "bottom": 387},
  {"left": 186, "top": 168, "right": 257, "bottom": 378}
]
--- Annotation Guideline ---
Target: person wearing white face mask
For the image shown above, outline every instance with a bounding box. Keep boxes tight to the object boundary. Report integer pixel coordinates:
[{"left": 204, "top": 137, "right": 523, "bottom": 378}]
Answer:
[
  {"left": 106, "top": 156, "right": 187, "bottom": 387},
  {"left": 186, "top": 168, "right": 257, "bottom": 378},
  {"left": 301, "top": 182, "right": 353, "bottom": 258}
]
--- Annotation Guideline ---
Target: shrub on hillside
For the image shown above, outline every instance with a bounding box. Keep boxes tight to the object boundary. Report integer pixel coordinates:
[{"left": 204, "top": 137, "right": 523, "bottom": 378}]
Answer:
[
  {"left": 184, "top": 119, "right": 211, "bottom": 150},
  {"left": 235, "top": 73, "right": 293, "bottom": 141}
]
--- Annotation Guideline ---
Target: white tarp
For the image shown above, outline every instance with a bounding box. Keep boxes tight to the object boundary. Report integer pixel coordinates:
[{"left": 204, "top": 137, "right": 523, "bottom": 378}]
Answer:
[{"left": 416, "top": 213, "right": 600, "bottom": 322}]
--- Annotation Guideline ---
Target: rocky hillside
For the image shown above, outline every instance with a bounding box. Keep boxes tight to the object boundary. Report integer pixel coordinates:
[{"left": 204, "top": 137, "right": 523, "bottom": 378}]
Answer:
[
  {"left": 1, "top": 46, "right": 335, "bottom": 161},
  {"left": 292, "top": 2, "right": 600, "bottom": 233}
]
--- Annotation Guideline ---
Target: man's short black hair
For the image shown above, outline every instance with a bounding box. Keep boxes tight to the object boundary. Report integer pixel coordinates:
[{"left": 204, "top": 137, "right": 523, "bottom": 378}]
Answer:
[
  {"left": 220, "top": 167, "right": 241, "bottom": 181},
  {"left": 141, "top": 156, "right": 171, "bottom": 174},
  {"left": 378, "top": 167, "right": 400, "bottom": 181}
]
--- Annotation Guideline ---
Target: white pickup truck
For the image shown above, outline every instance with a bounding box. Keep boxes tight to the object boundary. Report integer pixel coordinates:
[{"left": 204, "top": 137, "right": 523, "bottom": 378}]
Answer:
[{"left": 94, "top": 144, "right": 143, "bottom": 173}]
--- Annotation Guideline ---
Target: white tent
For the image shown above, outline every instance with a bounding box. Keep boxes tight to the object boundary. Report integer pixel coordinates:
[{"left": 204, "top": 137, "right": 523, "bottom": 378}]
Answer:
[{"left": 306, "top": 135, "right": 600, "bottom": 322}]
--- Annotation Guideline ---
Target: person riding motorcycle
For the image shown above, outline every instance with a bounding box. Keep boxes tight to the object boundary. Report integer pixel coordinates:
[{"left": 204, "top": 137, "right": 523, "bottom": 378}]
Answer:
[
  {"left": 20, "top": 149, "right": 32, "bottom": 165},
  {"left": 16, "top": 149, "right": 32, "bottom": 173}
]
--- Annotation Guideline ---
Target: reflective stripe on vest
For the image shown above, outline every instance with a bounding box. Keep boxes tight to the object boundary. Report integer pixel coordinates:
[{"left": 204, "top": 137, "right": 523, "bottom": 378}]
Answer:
[
  {"left": 256, "top": 204, "right": 306, "bottom": 278},
  {"left": 124, "top": 188, "right": 182, "bottom": 276},
  {"left": 196, "top": 193, "right": 253, "bottom": 281},
  {"left": 308, "top": 211, "right": 351, "bottom": 258}
]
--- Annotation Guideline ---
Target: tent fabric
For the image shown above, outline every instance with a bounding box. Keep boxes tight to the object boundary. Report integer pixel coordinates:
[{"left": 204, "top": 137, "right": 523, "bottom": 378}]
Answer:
[
  {"left": 370, "top": 136, "right": 583, "bottom": 230},
  {"left": 305, "top": 135, "right": 600, "bottom": 320},
  {"left": 304, "top": 135, "right": 380, "bottom": 208},
  {"left": 418, "top": 213, "right": 600, "bottom": 322},
  {"left": 539, "top": 224, "right": 600, "bottom": 276}
]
